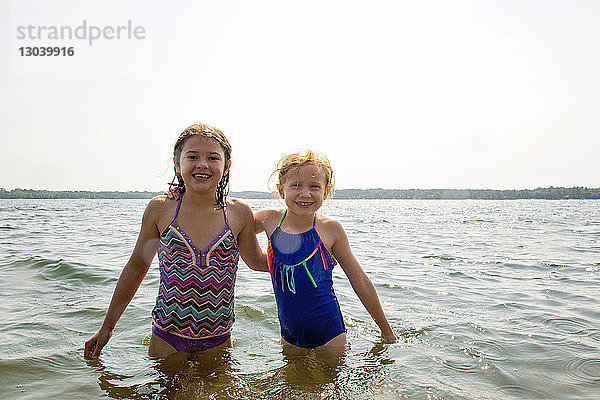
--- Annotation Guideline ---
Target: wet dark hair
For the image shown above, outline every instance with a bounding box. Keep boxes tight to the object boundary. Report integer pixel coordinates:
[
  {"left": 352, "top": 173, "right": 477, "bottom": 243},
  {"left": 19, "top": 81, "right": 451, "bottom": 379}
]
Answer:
[{"left": 169, "top": 123, "right": 232, "bottom": 209}]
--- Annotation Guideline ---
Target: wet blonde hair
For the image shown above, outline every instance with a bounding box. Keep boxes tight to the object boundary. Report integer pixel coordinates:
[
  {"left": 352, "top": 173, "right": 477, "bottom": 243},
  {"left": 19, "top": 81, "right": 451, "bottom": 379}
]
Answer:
[{"left": 274, "top": 150, "right": 335, "bottom": 199}]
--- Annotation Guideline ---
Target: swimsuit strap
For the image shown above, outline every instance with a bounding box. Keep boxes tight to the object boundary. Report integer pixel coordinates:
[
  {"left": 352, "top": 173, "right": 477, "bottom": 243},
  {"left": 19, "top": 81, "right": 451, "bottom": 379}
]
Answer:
[
  {"left": 171, "top": 194, "right": 184, "bottom": 224},
  {"left": 222, "top": 204, "right": 231, "bottom": 231},
  {"left": 277, "top": 210, "right": 317, "bottom": 228},
  {"left": 277, "top": 210, "right": 287, "bottom": 227}
]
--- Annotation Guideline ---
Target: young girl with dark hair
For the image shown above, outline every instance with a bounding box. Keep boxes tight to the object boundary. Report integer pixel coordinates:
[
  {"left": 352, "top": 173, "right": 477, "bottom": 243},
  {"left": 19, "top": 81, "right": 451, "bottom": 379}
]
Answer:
[{"left": 85, "top": 123, "right": 267, "bottom": 359}]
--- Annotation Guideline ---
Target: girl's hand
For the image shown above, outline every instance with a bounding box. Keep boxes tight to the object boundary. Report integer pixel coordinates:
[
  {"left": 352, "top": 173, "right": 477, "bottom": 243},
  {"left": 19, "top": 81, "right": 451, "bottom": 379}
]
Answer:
[
  {"left": 165, "top": 187, "right": 182, "bottom": 200},
  {"left": 382, "top": 331, "right": 397, "bottom": 344},
  {"left": 84, "top": 328, "right": 112, "bottom": 359}
]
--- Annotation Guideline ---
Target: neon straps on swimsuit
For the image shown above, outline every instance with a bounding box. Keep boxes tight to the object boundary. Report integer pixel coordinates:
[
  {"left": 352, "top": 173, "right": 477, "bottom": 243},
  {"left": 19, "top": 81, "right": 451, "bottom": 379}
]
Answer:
[
  {"left": 319, "top": 245, "right": 328, "bottom": 271},
  {"left": 276, "top": 210, "right": 316, "bottom": 229},
  {"left": 277, "top": 211, "right": 287, "bottom": 227},
  {"left": 268, "top": 211, "right": 327, "bottom": 293}
]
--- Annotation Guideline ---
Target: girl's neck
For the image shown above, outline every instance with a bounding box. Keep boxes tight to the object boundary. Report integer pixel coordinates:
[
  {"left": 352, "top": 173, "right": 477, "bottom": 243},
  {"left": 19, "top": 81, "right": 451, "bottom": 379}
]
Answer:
[
  {"left": 283, "top": 209, "right": 316, "bottom": 231},
  {"left": 182, "top": 189, "right": 218, "bottom": 209}
]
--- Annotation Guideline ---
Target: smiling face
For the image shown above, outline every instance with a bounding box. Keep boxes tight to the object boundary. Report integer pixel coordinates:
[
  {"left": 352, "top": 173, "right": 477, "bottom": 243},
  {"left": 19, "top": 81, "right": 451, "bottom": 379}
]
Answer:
[
  {"left": 174, "top": 135, "right": 230, "bottom": 195},
  {"left": 277, "top": 163, "right": 328, "bottom": 216}
]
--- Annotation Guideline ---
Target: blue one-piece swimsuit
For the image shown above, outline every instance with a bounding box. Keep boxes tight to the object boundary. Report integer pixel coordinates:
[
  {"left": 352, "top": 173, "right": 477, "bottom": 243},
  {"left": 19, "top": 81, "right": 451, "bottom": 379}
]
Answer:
[{"left": 268, "top": 211, "right": 346, "bottom": 348}]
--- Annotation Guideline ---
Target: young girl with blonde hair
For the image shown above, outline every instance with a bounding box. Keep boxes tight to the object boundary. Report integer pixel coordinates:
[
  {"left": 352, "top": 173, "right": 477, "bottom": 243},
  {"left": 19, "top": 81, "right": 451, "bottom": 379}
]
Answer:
[{"left": 255, "top": 150, "right": 396, "bottom": 349}]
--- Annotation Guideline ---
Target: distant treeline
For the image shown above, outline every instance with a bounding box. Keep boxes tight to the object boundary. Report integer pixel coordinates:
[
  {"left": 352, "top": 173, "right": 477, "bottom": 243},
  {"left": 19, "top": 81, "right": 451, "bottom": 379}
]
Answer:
[
  {"left": 0, "top": 189, "right": 274, "bottom": 200},
  {"left": 1, "top": 187, "right": 599, "bottom": 199},
  {"left": 333, "top": 187, "right": 600, "bottom": 199},
  {"left": 0, "top": 189, "right": 160, "bottom": 199}
]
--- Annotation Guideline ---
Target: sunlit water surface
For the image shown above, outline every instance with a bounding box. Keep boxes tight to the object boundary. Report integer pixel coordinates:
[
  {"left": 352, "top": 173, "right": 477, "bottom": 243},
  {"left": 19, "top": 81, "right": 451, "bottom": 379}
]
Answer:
[{"left": 0, "top": 199, "right": 599, "bottom": 399}]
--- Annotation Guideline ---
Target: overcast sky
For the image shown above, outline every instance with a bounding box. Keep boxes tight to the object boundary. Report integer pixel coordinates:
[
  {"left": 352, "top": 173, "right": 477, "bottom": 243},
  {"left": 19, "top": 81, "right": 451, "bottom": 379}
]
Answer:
[{"left": 1, "top": 0, "right": 599, "bottom": 192}]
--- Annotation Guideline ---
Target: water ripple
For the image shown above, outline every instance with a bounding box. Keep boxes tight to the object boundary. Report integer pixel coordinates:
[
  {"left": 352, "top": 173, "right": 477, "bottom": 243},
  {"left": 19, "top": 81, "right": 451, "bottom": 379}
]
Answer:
[
  {"left": 462, "top": 339, "right": 507, "bottom": 362},
  {"left": 441, "top": 356, "right": 480, "bottom": 373},
  {"left": 565, "top": 358, "right": 600, "bottom": 382},
  {"left": 543, "top": 317, "right": 590, "bottom": 336}
]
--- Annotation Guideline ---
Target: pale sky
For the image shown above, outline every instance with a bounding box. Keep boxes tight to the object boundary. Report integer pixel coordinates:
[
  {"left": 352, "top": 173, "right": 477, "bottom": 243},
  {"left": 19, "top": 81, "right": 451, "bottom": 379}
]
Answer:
[{"left": 1, "top": 0, "right": 599, "bottom": 192}]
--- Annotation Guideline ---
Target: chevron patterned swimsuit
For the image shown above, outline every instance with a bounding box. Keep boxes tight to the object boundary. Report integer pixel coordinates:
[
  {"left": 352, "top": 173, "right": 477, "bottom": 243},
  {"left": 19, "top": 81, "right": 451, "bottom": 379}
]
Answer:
[
  {"left": 151, "top": 196, "right": 240, "bottom": 352},
  {"left": 268, "top": 211, "right": 346, "bottom": 348}
]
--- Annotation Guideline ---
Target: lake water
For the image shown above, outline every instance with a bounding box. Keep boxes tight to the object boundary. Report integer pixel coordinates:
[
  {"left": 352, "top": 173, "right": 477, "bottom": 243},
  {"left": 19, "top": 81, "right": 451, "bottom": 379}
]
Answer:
[{"left": 0, "top": 199, "right": 599, "bottom": 399}]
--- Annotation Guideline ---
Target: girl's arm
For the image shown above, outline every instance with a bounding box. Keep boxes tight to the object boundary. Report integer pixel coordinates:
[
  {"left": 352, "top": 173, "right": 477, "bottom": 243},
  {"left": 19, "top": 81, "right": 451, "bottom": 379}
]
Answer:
[
  {"left": 234, "top": 201, "right": 268, "bottom": 272},
  {"left": 84, "top": 199, "right": 162, "bottom": 359},
  {"left": 254, "top": 209, "right": 266, "bottom": 234},
  {"left": 330, "top": 220, "right": 397, "bottom": 343},
  {"left": 254, "top": 208, "right": 272, "bottom": 235}
]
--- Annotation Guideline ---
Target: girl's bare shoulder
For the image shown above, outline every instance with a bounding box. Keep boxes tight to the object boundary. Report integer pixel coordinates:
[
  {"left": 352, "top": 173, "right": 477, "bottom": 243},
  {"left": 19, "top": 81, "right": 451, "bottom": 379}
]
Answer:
[
  {"left": 221, "top": 198, "right": 254, "bottom": 233},
  {"left": 147, "top": 195, "right": 176, "bottom": 212},
  {"left": 226, "top": 197, "right": 263, "bottom": 220},
  {"left": 316, "top": 214, "right": 345, "bottom": 235},
  {"left": 145, "top": 195, "right": 179, "bottom": 225}
]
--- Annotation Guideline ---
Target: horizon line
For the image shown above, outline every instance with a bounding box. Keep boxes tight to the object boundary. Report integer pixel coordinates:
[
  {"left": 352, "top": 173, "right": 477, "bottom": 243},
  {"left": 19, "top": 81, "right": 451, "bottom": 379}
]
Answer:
[{"left": 2, "top": 186, "right": 600, "bottom": 192}]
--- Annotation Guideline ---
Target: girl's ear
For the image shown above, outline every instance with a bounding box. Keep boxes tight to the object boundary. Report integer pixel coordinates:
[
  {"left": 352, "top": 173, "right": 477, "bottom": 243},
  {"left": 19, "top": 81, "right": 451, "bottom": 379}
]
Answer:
[
  {"left": 225, "top": 159, "right": 232, "bottom": 173},
  {"left": 173, "top": 156, "right": 179, "bottom": 174},
  {"left": 276, "top": 184, "right": 285, "bottom": 199}
]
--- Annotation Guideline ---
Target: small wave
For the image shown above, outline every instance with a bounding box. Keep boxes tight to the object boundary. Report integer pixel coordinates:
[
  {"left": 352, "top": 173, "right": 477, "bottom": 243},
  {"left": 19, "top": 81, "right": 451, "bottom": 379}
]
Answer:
[
  {"left": 491, "top": 302, "right": 526, "bottom": 310},
  {"left": 423, "top": 255, "right": 456, "bottom": 261},
  {"left": 502, "top": 262, "right": 546, "bottom": 272},
  {"left": 581, "top": 230, "right": 600, "bottom": 236},
  {"left": 56, "top": 306, "right": 112, "bottom": 320},
  {"left": 368, "top": 219, "right": 391, "bottom": 224},
  {"left": 13, "top": 353, "right": 76, "bottom": 372},
  {"left": 497, "top": 385, "right": 548, "bottom": 398},
  {"left": 542, "top": 271, "right": 567, "bottom": 280},
  {"left": 441, "top": 356, "right": 480, "bottom": 373},
  {"left": 588, "top": 330, "right": 600, "bottom": 344},
  {"left": 1, "top": 256, "right": 113, "bottom": 284},
  {"left": 377, "top": 282, "right": 408, "bottom": 290},
  {"left": 238, "top": 305, "right": 265, "bottom": 321},
  {"left": 542, "top": 262, "right": 569, "bottom": 268},
  {"left": 447, "top": 271, "right": 476, "bottom": 280},
  {"left": 356, "top": 218, "right": 391, "bottom": 224},
  {"left": 397, "top": 326, "right": 429, "bottom": 339}
]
